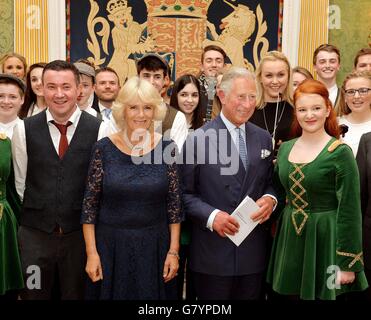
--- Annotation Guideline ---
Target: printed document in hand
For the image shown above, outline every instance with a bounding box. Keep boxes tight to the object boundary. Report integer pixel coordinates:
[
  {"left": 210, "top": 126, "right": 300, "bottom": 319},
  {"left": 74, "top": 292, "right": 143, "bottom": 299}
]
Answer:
[{"left": 226, "top": 195, "right": 261, "bottom": 246}]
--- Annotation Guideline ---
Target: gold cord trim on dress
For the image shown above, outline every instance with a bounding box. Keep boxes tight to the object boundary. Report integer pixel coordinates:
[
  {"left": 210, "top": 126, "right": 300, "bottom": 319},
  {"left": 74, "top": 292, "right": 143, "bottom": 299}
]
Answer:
[
  {"left": 0, "top": 132, "right": 7, "bottom": 140},
  {"left": 0, "top": 203, "right": 3, "bottom": 221},
  {"left": 336, "top": 250, "right": 364, "bottom": 268},
  {"left": 328, "top": 140, "right": 344, "bottom": 153},
  {"left": 289, "top": 163, "right": 308, "bottom": 235}
]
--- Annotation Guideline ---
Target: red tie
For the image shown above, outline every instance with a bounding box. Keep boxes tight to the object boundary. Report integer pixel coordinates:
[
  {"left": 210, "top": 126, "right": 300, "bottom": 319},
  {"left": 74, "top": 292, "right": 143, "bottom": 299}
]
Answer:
[{"left": 52, "top": 121, "right": 72, "bottom": 159}]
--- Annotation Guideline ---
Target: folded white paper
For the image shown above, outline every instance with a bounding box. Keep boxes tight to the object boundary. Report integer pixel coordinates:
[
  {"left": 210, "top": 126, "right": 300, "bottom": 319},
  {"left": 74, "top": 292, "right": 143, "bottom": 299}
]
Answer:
[{"left": 226, "top": 195, "right": 261, "bottom": 246}]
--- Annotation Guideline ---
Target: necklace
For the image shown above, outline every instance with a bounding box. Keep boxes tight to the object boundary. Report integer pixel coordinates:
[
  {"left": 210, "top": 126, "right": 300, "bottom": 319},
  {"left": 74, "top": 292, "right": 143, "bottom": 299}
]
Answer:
[
  {"left": 262, "top": 100, "right": 286, "bottom": 146},
  {"left": 122, "top": 130, "right": 151, "bottom": 153}
]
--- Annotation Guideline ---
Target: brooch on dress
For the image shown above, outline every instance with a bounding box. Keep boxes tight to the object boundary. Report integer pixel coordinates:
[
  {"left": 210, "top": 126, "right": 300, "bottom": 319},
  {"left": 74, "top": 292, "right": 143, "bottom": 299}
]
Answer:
[{"left": 0, "top": 132, "right": 7, "bottom": 140}]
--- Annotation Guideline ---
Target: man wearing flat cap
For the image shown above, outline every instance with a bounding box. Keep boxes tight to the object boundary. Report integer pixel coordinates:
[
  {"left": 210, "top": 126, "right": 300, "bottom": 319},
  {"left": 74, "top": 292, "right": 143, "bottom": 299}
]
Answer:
[{"left": 73, "top": 59, "right": 101, "bottom": 118}]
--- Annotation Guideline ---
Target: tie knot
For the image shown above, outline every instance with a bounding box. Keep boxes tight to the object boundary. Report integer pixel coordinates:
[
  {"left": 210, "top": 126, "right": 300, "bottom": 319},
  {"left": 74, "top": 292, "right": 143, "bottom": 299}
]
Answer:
[{"left": 52, "top": 121, "right": 72, "bottom": 135}]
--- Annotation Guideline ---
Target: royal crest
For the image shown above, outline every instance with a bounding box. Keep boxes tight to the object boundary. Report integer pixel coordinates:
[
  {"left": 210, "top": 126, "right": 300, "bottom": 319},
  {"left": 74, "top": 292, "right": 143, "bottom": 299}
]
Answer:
[{"left": 83, "top": 0, "right": 274, "bottom": 82}]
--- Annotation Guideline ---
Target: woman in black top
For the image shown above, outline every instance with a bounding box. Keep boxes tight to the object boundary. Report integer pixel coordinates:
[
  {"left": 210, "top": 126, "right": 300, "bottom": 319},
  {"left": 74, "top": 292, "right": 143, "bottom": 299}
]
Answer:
[{"left": 250, "top": 51, "right": 294, "bottom": 158}]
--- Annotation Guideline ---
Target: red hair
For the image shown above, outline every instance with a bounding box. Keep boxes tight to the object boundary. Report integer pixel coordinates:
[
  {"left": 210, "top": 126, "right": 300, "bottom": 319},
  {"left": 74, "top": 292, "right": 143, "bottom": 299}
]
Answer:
[{"left": 291, "top": 79, "right": 340, "bottom": 139}]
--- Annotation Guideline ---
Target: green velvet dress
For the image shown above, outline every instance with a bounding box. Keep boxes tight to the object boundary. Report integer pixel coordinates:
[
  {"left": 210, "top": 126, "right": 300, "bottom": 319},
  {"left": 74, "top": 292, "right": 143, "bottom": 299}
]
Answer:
[
  {"left": 0, "top": 136, "right": 24, "bottom": 295},
  {"left": 267, "top": 137, "right": 368, "bottom": 300}
]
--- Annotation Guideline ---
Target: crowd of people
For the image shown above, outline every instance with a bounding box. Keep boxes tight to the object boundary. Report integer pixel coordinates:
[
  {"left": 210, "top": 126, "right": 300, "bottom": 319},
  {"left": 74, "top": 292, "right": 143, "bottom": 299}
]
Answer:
[{"left": 0, "top": 44, "right": 370, "bottom": 301}]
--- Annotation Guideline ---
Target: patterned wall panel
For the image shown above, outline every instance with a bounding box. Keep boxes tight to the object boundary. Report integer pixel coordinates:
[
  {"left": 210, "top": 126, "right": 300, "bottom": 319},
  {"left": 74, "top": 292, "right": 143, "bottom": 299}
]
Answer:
[
  {"left": 68, "top": 0, "right": 281, "bottom": 85},
  {"left": 329, "top": 0, "right": 371, "bottom": 85},
  {"left": 0, "top": 0, "right": 14, "bottom": 55},
  {"left": 15, "top": 0, "right": 49, "bottom": 66},
  {"left": 298, "top": 0, "right": 329, "bottom": 78}
]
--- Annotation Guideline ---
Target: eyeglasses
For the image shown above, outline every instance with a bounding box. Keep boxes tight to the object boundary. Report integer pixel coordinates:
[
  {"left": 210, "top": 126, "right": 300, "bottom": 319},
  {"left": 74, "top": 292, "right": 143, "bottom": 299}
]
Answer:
[{"left": 344, "top": 88, "right": 371, "bottom": 97}]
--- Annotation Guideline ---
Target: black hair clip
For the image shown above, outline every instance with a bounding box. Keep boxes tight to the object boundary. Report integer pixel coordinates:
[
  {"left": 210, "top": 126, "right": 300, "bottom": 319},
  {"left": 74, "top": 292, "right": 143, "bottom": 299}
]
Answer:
[{"left": 339, "top": 124, "right": 348, "bottom": 138}]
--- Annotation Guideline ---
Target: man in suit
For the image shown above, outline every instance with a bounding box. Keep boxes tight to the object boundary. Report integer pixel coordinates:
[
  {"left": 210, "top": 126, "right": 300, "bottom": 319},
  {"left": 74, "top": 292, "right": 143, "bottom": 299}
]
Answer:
[
  {"left": 94, "top": 67, "right": 121, "bottom": 121},
  {"left": 181, "top": 67, "right": 277, "bottom": 300},
  {"left": 12, "top": 60, "right": 106, "bottom": 299},
  {"left": 356, "top": 132, "right": 371, "bottom": 300}
]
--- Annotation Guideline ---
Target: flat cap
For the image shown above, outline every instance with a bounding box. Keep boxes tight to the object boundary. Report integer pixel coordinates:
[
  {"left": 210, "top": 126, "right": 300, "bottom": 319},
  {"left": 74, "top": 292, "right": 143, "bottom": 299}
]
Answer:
[
  {"left": 73, "top": 62, "right": 95, "bottom": 78},
  {"left": 0, "top": 73, "right": 26, "bottom": 93}
]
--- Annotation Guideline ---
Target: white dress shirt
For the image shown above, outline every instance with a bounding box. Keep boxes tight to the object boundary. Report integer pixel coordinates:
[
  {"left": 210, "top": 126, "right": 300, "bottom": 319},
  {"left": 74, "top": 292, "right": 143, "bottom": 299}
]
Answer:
[
  {"left": 0, "top": 117, "right": 22, "bottom": 139},
  {"left": 338, "top": 116, "right": 371, "bottom": 156},
  {"left": 328, "top": 84, "right": 339, "bottom": 107},
  {"left": 206, "top": 111, "right": 277, "bottom": 231},
  {"left": 27, "top": 103, "right": 44, "bottom": 117},
  {"left": 11, "top": 107, "right": 107, "bottom": 200},
  {"left": 169, "top": 110, "right": 188, "bottom": 151},
  {"left": 83, "top": 106, "right": 98, "bottom": 117}
]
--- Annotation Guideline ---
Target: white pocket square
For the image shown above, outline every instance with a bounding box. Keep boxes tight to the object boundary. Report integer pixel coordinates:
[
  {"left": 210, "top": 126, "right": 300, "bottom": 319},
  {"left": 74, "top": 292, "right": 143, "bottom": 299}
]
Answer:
[{"left": 261, "top": 149, "right": 271, "bottom": 159}]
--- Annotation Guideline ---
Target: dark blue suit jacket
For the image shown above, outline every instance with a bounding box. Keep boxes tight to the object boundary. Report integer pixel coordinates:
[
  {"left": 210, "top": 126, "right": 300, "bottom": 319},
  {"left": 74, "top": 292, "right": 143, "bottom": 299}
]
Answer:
[{"left": 180, "top": 115, "right": 276, "bottom": 276}]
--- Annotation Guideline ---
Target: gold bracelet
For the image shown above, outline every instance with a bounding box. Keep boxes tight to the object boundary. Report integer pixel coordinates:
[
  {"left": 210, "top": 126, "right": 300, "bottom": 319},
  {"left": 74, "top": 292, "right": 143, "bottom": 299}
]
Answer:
[{"left": 167, "top": 251, "right": 180, "bottom": 260}]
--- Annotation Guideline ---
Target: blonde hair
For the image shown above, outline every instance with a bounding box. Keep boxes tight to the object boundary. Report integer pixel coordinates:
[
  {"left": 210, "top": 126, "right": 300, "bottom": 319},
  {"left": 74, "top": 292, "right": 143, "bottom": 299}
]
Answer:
[
  {"left": 112, "top": 76, "right": 167, "bottom": 131},
  {"left": 336, "top": 71, "right": 371, "bottom": 117},
  {"left": 0, "top": 52, "right": 28, "bottom": 79},
  {"left": 255, "top": 51, "right": 293, "bottom": 109}
]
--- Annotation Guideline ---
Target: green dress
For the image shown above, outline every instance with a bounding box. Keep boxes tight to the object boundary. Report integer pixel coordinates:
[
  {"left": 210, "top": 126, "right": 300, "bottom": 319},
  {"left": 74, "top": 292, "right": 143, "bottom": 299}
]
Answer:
[
  {"left": 0, "top": 135, "right": 23, "bottom": 295},
  {"left": 267, "top": 137, "right": 368, "bottom": 300}
]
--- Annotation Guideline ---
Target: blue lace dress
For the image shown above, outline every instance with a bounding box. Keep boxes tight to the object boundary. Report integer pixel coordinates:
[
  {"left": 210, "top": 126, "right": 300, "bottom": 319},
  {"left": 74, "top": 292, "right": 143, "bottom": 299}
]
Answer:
[{"left": 81, "top": 137, "right": 182, "bottom": 300}]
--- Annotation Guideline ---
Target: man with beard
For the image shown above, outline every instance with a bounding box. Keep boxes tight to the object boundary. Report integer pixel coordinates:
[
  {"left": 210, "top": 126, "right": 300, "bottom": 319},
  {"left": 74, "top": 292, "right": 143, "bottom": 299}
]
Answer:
[
  {"left": 313, "top": 44, "right": 341, "bottom": 107},
  {"left": 94, "top": 67, "right": 121, "bottom": 121}
]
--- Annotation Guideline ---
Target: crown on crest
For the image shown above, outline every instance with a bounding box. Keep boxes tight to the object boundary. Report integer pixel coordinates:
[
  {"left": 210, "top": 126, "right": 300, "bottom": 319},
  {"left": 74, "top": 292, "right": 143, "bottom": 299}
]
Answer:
[
  {"left": 144, "top": 0, "right": 212, "bottom": 19},
  {"left": 106, "top": 0, "right": 128, "bottom": 15}
]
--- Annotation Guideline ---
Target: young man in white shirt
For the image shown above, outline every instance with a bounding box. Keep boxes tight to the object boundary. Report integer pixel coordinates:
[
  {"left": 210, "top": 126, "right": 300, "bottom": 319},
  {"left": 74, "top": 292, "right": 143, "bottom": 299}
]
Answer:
[{"left": 313, "top": 44, "right": 341, "bottom": 107}]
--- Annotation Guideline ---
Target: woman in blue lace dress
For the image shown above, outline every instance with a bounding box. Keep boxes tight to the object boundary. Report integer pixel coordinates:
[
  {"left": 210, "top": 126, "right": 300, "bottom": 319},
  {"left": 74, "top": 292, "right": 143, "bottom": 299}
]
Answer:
[{"left": 81, "top": 76, "right": 182, "bottom": 300}]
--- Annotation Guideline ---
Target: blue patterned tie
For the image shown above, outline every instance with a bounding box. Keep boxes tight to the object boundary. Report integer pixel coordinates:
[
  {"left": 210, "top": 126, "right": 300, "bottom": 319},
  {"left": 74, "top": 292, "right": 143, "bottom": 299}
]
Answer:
[
  {"left": 103, "top": 108, "right": 112, "bottom": 119},
  {"left": 236, "top": 127, "right": 247, "bottom": 170}
]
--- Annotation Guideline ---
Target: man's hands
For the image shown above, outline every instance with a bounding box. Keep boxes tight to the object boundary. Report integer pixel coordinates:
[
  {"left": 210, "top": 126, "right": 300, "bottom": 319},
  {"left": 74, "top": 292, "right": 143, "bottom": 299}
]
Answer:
[
  {"left": 212, "top": 211, "right": 240, "bottom": 237},
  {"left": 212, "top": 196, "right": 275, "bottom": 237},
  {"left": 251, "top": 196, "right": 275, "bottom": 224}
]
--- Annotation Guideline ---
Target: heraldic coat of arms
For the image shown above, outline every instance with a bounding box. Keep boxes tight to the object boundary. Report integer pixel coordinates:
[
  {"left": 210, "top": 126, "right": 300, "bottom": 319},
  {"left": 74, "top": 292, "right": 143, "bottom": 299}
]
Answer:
[{"left": 86, "top": 0, "right": 270, "bottom": 84}]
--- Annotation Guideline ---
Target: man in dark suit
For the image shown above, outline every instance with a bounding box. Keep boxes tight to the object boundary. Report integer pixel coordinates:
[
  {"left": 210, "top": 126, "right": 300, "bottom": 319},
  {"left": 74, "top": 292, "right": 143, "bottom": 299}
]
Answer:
[
  {"left": 356, "top": 132, "right": 371, "bottom": 300},
  {"left": 12, "top": 60, "right": 106, "bottom": 300},
  {"left": 181, "top": 67, "right": 277, "bottom": 300}
]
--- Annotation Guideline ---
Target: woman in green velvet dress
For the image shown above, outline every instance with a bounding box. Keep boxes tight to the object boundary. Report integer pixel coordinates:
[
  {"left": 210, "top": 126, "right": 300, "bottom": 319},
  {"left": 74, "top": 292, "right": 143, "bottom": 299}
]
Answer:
[
  {"left": 0, "top": 133, "right": 23, "bottom": 299},
  {"left": 267, "top": 79, "right": 368, "bottom": 300}
]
